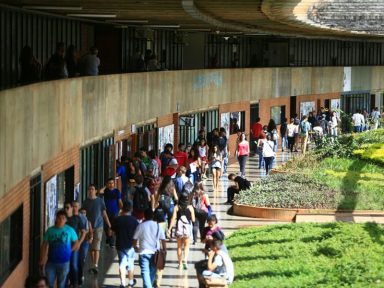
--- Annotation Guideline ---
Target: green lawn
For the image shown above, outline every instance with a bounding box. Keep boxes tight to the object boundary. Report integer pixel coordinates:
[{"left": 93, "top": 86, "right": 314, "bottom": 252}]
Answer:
[
  {"left": 313, "top": 157, "right": 384, "bottom": 210},
  {"left": 227, "top": 223, "right": 384, "bottom": 288}
]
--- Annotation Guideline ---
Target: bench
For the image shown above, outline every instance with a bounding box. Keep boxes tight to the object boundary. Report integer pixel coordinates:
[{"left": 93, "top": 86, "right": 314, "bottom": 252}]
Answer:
[{"left": 203, "top": 277, "right": 228, "bottom": 287}]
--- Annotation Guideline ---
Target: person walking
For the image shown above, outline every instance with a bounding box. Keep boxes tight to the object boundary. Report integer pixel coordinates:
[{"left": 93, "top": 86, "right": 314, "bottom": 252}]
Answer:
[
  {"left": 82, "top": 184, "right": 112, "bottom": 274},
  {"left": 133, "top": 208, "right": 167, "bottom": 288},
  {"left": 299, "top": 116, "right": 311, "bottom": 154},
  {"left": 191, "top": 182, "right": 211, "bottom": 243},
  {"left": 168, "top": 192, "right": 195, "bottom": 270},
  {"left": 111, "top": 200, "right": 139, "bottom": 288},
  {"left": 100, "top": 178, "right": 123, "bottom": 248},
  {"left": 287, "top": 118, "right": 296, "bottom": 152},
  {"left": 64, "top": 202, "right": 87, "bottom": 288},
  {"left": 77, "top": 206, "right": 92, "bottom": 286},
  {"left": 262, "top": 134, "right": 276, "bottom": 174},
  {"left": 330, "top": 111, "right": 340, "bottom": 137},
  {"left": 39, "top": 210, "right": 79, "bottom": 288},
  {"left": 236, "top": 133, "right": 249, "bottom": 177},
  {"left": 210, "top": 145, "right": 222, "bottom": 190},
  {"left": 280, "top": 118, "right": 288, "bottom": 152}
]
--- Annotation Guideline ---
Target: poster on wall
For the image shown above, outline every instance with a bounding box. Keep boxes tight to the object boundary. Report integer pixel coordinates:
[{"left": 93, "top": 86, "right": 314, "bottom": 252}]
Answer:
[
  {"left": 331, "top": 99, "right": 341, "bottom": 116},
  {"left": 220, "top": 112, "right": 230, "bottom": 135},
  {"left": 300, "top": 101, "right": 315, "bottom": 118},
  {"left": 270, "top": 106, "right": 282, "bottom": 125},
  {"left": 45, "top": 175, "right": 58, "bottom": 230},
  {"left": 158, "top": 124, "right": 174, "bottom": 154}
]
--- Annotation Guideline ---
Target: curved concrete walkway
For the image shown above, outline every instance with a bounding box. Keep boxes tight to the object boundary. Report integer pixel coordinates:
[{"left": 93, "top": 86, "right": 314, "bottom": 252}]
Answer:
[{"left": 84, "top": 151, "right": 293, "bottom": 288}]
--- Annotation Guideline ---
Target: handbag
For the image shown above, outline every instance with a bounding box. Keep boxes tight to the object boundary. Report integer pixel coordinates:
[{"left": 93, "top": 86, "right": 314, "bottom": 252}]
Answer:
[
  {"left": 153, "top": 224, "right": 167, "bottom": 269},
  {"left": 153, "top": 250, "right": 167, "bottom": 269}
]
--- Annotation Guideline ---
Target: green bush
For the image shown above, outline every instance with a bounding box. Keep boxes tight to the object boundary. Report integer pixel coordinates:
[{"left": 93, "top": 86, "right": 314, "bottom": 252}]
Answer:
[
  {"left": 354, "top": 128, "right": 384, "bottom": 145},
  {"left": 315, "top": 134, "right": 357, "bottom": 158},
  {"left": 237, "top": 173, "right": 340, "bottom": 209},
  {"left": 227, "top": 223, "right": 384, "bottom": 288}
]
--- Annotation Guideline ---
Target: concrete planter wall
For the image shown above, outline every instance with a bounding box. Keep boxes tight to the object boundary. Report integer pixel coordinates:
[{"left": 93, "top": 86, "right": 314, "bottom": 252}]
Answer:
[
  {"left": 233, "top": 203, "right": 298, "bottom": 221},
  {"left": 233, "top": 203, "right": 384, "bottom": 223}
]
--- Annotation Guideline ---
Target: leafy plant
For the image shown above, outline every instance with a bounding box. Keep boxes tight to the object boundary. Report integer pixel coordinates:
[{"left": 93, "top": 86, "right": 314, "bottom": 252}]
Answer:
[
  {"left": 314, "top": 134, "right": 357, "bottom": 158},
  {"left": 237, "top": 173, "right": 340, "bottom": 209}
]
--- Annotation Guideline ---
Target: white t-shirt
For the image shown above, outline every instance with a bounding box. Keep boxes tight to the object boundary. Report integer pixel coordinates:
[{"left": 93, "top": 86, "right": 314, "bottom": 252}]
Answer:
[
  {"left": 287, "top": 124, "right": 296, "bottom": 137},
  {"left": 262, "top": 140, "right": 275, "bottom": 157},
  {"left": 213, "top": 251, "right": 234, "bottom": 284},
  {"left": 352, "top": 113, "right": 365, "bottom": 126},
  {"left": 133, "top": 220, "right": 165, "bottom": 254},
  {"left": 330, "top": 115, "right": 339, "bottom": 128},
  {"left": 313, "top": 126, "right": 323, "bottom": 136}
]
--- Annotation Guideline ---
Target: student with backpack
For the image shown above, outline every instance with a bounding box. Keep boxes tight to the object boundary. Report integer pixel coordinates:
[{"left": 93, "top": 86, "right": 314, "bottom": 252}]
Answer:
[
  {"left": 191, "top": 182, "right": 211, "bottom": 244},
  {"left": 132, "top": 175, "right": 151, "bottom": 222},
  {"left": 167, "top": 192, "right": 195, "bottom": 270},
  {"left": 156, "top": 176, "right": 178, "bottom": 227}
]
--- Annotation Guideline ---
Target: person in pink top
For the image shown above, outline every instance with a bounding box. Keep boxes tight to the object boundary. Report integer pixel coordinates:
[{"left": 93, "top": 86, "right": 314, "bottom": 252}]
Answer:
[{"left": 236, "top": 133, "right": 249, "bottom": 177}]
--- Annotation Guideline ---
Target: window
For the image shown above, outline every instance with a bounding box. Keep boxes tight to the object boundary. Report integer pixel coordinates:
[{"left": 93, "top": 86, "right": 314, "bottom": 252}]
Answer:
[
  {"left": 300, "top": 101, "right": 315, "bottom": 118},
  {"left": 222, "top": 111, "right": 245, "bottom": 135},
  {"left": 0, "top": 205, "right": 23, "bottom": 285}
]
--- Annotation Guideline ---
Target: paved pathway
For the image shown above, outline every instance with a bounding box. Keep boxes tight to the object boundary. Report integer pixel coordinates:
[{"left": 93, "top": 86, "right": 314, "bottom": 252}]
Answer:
[{"left": 84, "top": 151, "right": 294, "bottom": 288}]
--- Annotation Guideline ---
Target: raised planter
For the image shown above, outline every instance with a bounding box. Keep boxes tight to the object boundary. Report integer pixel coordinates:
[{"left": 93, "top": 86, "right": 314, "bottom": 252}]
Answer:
[
  {"left": 233, "top": 203, "right": 384, "bottom": 223},
  {"left": 233, "top": 203, "right": 298, "bottom": 221},
  {"left": 268, "top": 168, "right": 287, "bottom": 175}
]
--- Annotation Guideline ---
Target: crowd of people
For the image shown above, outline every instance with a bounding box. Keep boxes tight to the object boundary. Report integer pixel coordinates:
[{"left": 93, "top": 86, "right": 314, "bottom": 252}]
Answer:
[
  {"left": 250, "top": 106, "right": 383, "bottom": 173},
  {"left": 19, "top": 42, "right": 100, "bottom": 85},
  {"left": 32, "top": 135, "right": 236, "bottom": 288},
  {"left": 19, "top": 43, "right": 167, "bottom": 86},
  {"left": 26, "top": 107, "right": 383, "bottom": 288}
]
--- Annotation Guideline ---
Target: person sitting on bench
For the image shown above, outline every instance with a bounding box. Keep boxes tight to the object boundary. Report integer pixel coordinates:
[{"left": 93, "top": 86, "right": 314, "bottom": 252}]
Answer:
[
  {"left": 226, "top": 173, "right": 251, "bottom": 204},
  {"left": 199, "top": 239, "right": 234, "bottom": 287}
]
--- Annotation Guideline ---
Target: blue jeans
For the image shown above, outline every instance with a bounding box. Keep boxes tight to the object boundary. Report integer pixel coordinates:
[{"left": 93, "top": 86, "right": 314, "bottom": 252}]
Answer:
[
  {"left": 139, "top": 254, "right": 156, "bottom": 288},
  {"left": 68, "top": 250, "right": 79, "bottom": 286},
  {"left": 354, "top": 126, "right": 362, "bottom": 133},
  {"left": 273, "top": 140, "right": 278, "bottom": 152},
  {"left": 281, "top": 136, "right": 288, "bottom": 151},
  {"left": 223, "top": 155, "right": 228, "bottom": 173},
  {"left": 78, "top": 241, "right": 89, "bottom": 285},
  {"left": 45, "top": 262, "right": 70, "bottom": 288}
]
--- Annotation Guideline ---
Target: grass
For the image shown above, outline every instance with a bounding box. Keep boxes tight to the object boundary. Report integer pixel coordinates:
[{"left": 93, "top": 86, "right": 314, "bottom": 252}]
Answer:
[
  {"left": 270, "top": 154, "right": 384, "bottom": 210},
  {"left": 353, "top": 143, "right": 384, "bottom": 165},
  {"left": 227, "top": 223, "right": 384, "bottom": 288},
  {"left": 239, "top": 129, "right": 384, "bottom": 210},
  {"left": 313, "top": 158, "right": 384, "bottom": 210}
]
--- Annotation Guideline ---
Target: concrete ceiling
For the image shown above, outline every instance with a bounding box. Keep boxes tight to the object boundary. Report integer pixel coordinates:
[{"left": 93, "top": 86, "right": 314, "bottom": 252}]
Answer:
[{"left": 2, "top": 0, "right": 384, "bottom": 40}]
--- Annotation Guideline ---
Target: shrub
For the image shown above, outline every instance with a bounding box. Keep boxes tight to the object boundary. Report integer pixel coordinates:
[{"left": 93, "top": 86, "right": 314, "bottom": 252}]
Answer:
[
  {"left": 314, "top": 134, "right": 357, "bottom": 158},
  {"left": 236, "top": 173, "right": 339, "bottom": 209},
  {"left": 354, "top": 128, "right": 384, "bottom": 145}
]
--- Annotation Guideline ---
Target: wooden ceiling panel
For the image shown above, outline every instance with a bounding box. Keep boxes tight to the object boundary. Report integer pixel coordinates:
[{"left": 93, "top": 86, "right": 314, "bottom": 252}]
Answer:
[{"left": 1, "top": 0, "right": 382, "bottom": 39}]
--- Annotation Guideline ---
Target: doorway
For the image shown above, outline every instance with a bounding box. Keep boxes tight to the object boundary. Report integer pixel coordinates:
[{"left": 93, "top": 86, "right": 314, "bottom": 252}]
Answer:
[{"left": 29, "top": 174, "right": 42, "bottom": 276}]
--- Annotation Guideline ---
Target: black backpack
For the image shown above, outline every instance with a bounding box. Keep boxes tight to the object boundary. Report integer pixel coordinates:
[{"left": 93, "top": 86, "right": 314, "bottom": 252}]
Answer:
[
  {"left": 133, "top": 186, "right": 150, "bottom": 211},
  {"left": 158, "top": 192, "right": 172, "bottom": 213}
]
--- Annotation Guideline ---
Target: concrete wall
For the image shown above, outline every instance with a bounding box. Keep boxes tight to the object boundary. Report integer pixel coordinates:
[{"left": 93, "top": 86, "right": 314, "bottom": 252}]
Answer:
[{"left": 2, "top": 66, "right": 384, "bottom": 198}]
